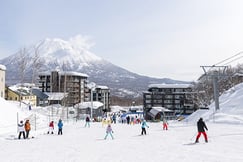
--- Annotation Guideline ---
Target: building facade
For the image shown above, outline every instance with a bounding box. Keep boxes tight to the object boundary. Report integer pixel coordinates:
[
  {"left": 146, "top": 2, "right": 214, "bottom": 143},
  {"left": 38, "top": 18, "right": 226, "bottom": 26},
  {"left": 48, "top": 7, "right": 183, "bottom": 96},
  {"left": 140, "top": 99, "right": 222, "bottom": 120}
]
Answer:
[
  {"left": 88, "top": 85, "right": 110, "bottom": 113},
  {"left": 38, "top": 71, "right": 88, "bottom": 106},
  {"left": 143, "top": 84, "right": 197, "bottom": 120},
  {"left": 5, "top": 86, "right": 37, "bottom": 107},
  {"left": 0, "top": 65, "right": 6, "bottom": 98}
]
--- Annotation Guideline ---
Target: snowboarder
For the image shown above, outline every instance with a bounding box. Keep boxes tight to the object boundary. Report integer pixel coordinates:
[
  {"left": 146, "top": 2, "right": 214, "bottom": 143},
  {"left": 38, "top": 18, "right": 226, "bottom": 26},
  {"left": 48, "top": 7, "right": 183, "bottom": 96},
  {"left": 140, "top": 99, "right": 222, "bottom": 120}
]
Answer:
[
  {"left": 84, "top": 116, "right": 90, "bottom": 128},
  {"left": 18, "top": 120, "right": 26, "bottom": 139},
  {"left": 24, "top": 119, "right": 31, "bottom": 138},
  {"left": 57, "top": 119, "right": 63, "bottom": 135},
  {"left": 162, "top": 118, "right": 168, "bottom": 130},
  {"left": 195, "top": 117, "right": 208, "bottom": 143},
  {"left": 47, "top": 121, "right": 54, "bottom": 134},
  {"left": 104, "top": 124, "right": 114, "bottom": 140},
  {"left": 141, "top": 119, "right": 149, "bottom": 135}
]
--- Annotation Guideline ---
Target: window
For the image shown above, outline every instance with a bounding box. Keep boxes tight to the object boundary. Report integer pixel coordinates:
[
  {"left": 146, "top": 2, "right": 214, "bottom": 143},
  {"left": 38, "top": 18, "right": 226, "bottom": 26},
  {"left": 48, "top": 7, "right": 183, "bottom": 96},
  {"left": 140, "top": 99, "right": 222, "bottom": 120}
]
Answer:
[{"left": 165, "top": 95, "right": 172, "bottom": 99}]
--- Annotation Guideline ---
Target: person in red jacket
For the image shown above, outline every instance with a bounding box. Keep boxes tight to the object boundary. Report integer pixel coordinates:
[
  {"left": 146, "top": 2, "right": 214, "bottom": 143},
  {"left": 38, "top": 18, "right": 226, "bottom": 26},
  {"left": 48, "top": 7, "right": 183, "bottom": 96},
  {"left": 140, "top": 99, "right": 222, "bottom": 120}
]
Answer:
[
  {"left": 47, "top": 121, "right": 54, "bottom": 134},
  {"left": 195, "top": 118, "right": 208, "bottom": 143}
]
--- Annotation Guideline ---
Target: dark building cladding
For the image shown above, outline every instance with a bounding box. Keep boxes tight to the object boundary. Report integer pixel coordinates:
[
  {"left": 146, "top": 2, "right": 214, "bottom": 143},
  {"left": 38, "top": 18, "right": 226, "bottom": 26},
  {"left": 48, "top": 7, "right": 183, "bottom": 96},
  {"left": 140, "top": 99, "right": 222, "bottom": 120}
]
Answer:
[{"left": 143, "top": 84, "right": 198, "bottom": 120}]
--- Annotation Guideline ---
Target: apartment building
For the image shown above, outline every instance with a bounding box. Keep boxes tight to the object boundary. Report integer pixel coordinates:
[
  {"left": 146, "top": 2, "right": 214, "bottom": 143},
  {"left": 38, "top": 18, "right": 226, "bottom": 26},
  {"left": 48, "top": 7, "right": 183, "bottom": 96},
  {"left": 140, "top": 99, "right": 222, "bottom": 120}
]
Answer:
[
  {"left": 143, "top": 83, "right": 197, "bottom": 120},
  {"left": 38, "top": 71, "right": 88, "bottom": 106},
  {"left": 87, "top": 84, "right": 110, "bottom": 112},
  {"left": 6, "top": 85, "right": 37, "bottom": 107}
]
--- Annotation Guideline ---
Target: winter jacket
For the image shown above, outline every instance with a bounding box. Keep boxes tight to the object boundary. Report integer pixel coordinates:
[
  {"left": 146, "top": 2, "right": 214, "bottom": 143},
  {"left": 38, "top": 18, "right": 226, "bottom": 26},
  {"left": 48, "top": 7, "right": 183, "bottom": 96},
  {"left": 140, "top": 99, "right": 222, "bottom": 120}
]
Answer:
[
  {"left": 24, "top": 121, "right": 31, "bottom": 131},
  {"left": 106, "top": 125, "right": 113, "bottom": 133},
  {"left": 18, "top": 122, "right": 25, "bottom": 132},
  {"left": 141, "top": 121, "right": 149, "bottom": 128},
  {"left": 58, "top": 120, "right": 63, "bottom": 129},
  {"left": 49, "top": 121, "right": 54, "bottom": 128},
  {"left": 86, "top": 116, "right": 90, "bottom": 122},
  {"left": 197, "top": 118, "right": 208, "bottom": 132}
]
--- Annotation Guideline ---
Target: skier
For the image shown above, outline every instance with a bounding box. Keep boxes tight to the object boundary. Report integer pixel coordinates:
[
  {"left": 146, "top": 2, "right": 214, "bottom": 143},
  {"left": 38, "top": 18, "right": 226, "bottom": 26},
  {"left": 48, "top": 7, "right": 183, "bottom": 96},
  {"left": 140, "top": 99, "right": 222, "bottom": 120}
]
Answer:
[
  {"left": 84, "top": 116, "right": 90, "bottom": 128},
  {"left": 47, "top": 121, "right": 54, "bottom": 134},
  {"left": 18, "top": 120, "right": 26, "bottom": 139},
  {"left": 141, "top": 119, "right": 149, "bottom": 135},
  {"left": 195, "top": 117, "right": 208, "bottom": 143},
  {"left": 104, "top": 124, "right": 114, "bottom": 140},
  {"left": 24, "top": 119, "right": 31, "bottom": 138},
  {"left": 102, "top": 117, "right": 107, "bottom": 127},
  {"left": 57, "top": 119, "right": 63, "bottom": 135},
  {"left": 162, "top": 118, "right": 168, "bottom": 130}
]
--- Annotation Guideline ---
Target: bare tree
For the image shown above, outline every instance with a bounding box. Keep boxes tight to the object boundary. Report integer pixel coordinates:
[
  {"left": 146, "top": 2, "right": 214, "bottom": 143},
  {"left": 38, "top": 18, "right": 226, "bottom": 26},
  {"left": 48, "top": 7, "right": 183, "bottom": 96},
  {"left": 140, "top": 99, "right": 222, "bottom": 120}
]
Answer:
[
  {"left": 31, "top": 43, "right": 44, "bottom": 85},
  {"left": 17, "top": 47, "right": 30, "bottom": 85}
]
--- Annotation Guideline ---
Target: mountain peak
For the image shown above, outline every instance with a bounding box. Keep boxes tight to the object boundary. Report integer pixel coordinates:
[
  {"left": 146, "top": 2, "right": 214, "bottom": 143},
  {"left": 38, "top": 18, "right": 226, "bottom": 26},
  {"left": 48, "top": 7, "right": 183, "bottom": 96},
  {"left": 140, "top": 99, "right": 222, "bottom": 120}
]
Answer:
[{"left": 38, "top": 35, "right": 103, "bottom": 66}]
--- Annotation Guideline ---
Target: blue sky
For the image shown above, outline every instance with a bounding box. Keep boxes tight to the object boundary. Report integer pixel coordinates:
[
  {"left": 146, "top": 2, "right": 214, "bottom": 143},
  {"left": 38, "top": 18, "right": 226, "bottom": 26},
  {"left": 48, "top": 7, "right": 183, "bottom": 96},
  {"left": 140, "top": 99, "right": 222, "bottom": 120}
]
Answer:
[{"left": 1, "top": 0, "right": 243, "bottom": 81}]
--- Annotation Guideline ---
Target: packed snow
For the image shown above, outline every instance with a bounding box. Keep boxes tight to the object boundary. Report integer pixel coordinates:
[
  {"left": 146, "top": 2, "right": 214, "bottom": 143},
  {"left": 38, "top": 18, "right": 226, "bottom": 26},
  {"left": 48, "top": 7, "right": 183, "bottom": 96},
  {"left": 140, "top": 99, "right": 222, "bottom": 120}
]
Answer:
[{"left": 1, "top": 83, "right": 243, "bottom": 162}]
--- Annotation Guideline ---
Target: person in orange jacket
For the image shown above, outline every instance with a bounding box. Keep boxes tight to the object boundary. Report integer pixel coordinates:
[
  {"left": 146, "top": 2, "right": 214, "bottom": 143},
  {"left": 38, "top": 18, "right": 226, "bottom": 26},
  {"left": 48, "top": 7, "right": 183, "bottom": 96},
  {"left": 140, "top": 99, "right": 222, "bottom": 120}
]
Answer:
[{"left": 24, "top": 120, "right": 31, "bottom": 138}]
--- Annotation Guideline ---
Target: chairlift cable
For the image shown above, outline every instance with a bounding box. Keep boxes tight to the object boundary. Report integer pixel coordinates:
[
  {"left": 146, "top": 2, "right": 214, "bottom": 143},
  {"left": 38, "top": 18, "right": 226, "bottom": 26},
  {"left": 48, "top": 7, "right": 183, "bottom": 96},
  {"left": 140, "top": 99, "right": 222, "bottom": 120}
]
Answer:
[
  {"left": 214, "top": 51, "right": 243, "bottom": 66},
  {"left": 221, "top": 55, "right": 243, "bottom": 66}
]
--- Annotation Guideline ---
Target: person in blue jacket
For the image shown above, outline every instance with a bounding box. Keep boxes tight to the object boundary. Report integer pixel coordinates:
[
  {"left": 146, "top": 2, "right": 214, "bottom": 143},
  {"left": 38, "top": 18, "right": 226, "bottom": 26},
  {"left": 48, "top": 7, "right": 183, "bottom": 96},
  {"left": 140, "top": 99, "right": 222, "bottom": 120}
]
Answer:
[
  {"left": 141, "top": 119, "right": 149, "bottom": 135},
  {"left": 58, "top": 119, "right": 63, "bottom": 135}
]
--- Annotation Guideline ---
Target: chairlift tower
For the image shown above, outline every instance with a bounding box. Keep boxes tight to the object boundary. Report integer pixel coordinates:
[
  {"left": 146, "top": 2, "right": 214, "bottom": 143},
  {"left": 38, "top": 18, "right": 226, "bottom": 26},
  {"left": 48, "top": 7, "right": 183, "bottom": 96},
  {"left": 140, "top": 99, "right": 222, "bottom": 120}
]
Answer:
[{"left": 200, "top": 66, "right": 228, "bottom": 111}]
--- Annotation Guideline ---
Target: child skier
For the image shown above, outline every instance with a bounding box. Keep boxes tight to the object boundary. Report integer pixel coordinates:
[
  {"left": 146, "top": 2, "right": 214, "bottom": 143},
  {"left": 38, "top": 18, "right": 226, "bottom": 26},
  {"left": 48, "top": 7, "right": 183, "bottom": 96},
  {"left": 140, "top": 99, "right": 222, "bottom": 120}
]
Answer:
[
  {"left": 141, "top": 119, "right": 149, "bottom": 135},
  {"left": 84, "top": 116, "right": 90, "bottom": 128},
  {"left": 104, "top": 124, "right": 114, "bottom": 140},
  {"left": 47, "top": 121, "right": 54, "bottom": 134},
  {"left": 162, "top": 118, "right": 168, "bottom": 130},
  {"left": 58, "top": 119, "right": 63, "bottom": 135}
]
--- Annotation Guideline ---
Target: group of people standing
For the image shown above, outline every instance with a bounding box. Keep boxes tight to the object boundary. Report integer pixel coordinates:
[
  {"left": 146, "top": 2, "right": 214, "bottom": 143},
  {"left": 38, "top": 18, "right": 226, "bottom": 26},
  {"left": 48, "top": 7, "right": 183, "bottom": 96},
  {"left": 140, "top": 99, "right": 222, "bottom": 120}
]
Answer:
[
  {"left": 17, "top": 118, "right": 64, "bottom": 139},
  {"left": 17, "top": 119, "right": 31, "bottom": 139},
  {"left": 47, "top": 119, "right": 63, "bottom": 135}
]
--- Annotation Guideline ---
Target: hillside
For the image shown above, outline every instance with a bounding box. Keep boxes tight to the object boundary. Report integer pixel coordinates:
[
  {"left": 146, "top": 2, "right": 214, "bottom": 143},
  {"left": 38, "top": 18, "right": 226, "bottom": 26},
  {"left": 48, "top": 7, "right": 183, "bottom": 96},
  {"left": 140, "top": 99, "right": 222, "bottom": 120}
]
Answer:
[{"left": 185, "top": 82, "right": 243, "bottom": 124}]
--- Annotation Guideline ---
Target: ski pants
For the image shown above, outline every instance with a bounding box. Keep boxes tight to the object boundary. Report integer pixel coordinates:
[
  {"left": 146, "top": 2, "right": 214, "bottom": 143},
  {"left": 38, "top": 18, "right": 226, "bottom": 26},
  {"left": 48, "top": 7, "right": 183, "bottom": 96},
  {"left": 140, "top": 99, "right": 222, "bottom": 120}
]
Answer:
[
  {"left": 141, "top": 128, "right": 146, "bottom": 135},
  {"left": 104, "top": 132, "right": 114, "bottom": 139},
  {"left": 163, "top": 123, "right": 168, "bottom": 130},
  {"left": 18, "top": 131, "right": 26, "bottom": 139},
  {"left": 196, "top": 131, "right": 208, "bottom": 142},
  {"left": 26, "top": 130, "right": 30, "bottom": 138},
  {"left": 58, "top": 128, "right": 63, "bottom": 135},
  {"left": 85, "top": 122, "right": 90, "bottom": 127}
]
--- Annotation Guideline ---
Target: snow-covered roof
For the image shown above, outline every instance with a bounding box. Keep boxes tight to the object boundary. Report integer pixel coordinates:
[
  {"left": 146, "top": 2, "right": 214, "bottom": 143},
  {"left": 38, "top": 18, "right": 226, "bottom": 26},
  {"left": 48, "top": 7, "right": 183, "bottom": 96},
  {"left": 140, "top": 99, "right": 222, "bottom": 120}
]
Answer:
[
  {"left": 45, "top": 92, "right": 68, "bottom": 100},
  {"left": 9, "top": 86, "right": 32, "bottom": 96},
  {"left": 0, "top": 64, "right": 6, "bottom": 71},
  {"left": 38, "top": 71, "right": 88, "bottom": 77},
  {"left": 59, "top": 71, "right": 88, "bottom": 77},
  {"left": 96, "top": 85, "right": 109, "bottom": 89},
  {"left": 233, "top": 72, "right": 243, "bottom": 77},
  {"left": 148, "top": 83, "right": 193, "bottom": 89},
  {"left": 75, "top": 101, "right": 103, "bottom": 109},
  {"left": 151, "top": 107, "right": 173, "bottom": 112}
]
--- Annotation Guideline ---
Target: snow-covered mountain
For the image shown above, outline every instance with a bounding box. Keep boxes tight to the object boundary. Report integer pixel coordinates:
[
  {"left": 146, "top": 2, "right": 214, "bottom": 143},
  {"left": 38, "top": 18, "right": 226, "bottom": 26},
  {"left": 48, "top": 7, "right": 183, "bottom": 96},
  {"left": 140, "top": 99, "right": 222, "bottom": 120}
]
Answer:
[{"left": 0, "top": 35, "right": 188, "bottom": 98}]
